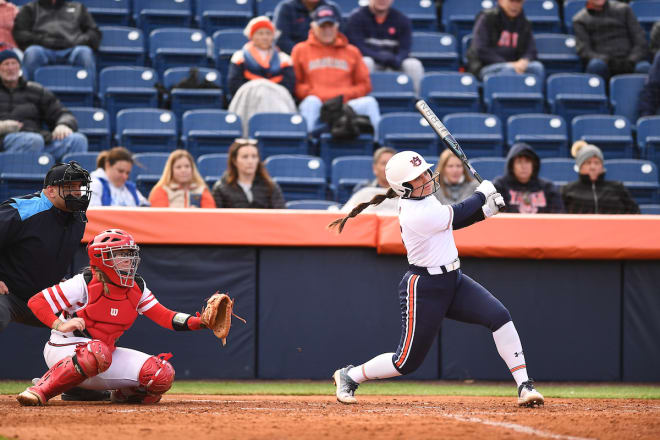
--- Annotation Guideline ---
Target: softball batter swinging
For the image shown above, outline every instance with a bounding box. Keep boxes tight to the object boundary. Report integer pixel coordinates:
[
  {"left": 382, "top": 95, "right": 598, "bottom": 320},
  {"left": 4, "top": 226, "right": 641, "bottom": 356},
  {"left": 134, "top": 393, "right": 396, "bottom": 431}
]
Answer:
[{"left": 328, "top": 151, "right": 544, "bottom": 407}]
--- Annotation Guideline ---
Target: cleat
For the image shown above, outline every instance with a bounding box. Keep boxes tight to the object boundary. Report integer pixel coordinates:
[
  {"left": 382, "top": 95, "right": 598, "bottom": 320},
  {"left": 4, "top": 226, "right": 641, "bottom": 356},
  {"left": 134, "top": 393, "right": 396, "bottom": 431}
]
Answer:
[
  {"left": 518, "top": 379, "right": 544, "bottom": 407},
  {"left": 62, "top": 387, "right": 111, "bottom": 402},
  {"left": 17, "top": 388, "right": 46, "bottom": 406},
  {"left": 332, "top": 365, "right": 359, "bottom": 404}
]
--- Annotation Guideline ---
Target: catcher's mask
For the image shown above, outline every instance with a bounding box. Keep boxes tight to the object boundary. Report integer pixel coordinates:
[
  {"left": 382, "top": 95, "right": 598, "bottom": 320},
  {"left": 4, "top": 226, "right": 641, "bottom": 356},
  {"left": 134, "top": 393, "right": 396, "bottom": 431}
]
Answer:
[
  {"left": 385, "top": 150, "right": 440, "bottom": 200},
  {"left": 44, "top": 161, "right": 92, "bottom": 222},
  {"left": 87, "top": 229, "right": 141, "bottom": 287}
]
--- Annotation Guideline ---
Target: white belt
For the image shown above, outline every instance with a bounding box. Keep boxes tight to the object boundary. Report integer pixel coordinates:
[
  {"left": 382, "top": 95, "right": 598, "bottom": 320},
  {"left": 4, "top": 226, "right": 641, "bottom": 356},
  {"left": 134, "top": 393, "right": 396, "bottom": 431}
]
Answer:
[{"left": 425, "top": 258, "right": 460, "bottom": 275}]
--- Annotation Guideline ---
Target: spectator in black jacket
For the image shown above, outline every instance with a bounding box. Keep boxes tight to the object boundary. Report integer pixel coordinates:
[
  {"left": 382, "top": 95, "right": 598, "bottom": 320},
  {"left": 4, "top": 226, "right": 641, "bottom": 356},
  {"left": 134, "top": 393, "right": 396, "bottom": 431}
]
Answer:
[
  {"left": 561, "top": 141, "right": 640, "bottom": 214},
  {"left": 273, "top": 0, "right": 343, "bottom": 54},
  {"left": 12, "top": 0, "right": 101, "bottom": 82},
  {"left": 0, "top": 50, "right": 87, "bottom": 160},
  {"left": 638, "top": 51, "right": 660, "bottom": 117},
  {"left": 494, "top": 142, "right": 564, "bottom": 213},
  {"left": 573, "top": 0, "right": 649, "bottom": 80}
]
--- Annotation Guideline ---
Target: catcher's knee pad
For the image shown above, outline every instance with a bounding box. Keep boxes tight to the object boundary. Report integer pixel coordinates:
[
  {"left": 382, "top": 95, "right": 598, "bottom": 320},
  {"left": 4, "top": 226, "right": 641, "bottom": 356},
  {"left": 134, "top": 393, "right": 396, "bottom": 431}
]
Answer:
[
  {"left": 74, "top": 340, "right": 113, "bottom": 377},
  {"left": 138, "top": 353, "right": 175, "bottom": 397}
]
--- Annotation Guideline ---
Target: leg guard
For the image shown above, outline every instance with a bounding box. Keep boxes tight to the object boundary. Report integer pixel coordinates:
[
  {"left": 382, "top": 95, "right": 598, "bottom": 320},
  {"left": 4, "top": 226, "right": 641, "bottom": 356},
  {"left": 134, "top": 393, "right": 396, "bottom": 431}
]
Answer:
[
  {"left": 112, "top": 353, "right": 174, "bottom": 404},
  {"left": 17, "top": 340, "right": 112, "bottom": 406}
]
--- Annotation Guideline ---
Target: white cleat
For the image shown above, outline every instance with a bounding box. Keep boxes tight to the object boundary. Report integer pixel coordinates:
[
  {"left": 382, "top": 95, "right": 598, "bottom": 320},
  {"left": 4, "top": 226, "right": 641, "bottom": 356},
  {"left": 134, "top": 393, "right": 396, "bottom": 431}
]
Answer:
[
  {"left": 333, "top": 365, "right": 359, "bottom": 404},
  {"left": 17, "top": 388, "right": 45, "bottom": 406},
  {"left": 518, "top": 380, "right": 544, "bottom": 407}
]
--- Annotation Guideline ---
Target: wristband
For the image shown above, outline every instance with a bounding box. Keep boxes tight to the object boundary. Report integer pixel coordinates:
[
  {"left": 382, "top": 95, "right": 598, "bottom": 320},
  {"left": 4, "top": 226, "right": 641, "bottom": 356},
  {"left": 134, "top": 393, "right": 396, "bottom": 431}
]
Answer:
[{"left": 53, "top": 320, "right": 62, "bottom": 331}]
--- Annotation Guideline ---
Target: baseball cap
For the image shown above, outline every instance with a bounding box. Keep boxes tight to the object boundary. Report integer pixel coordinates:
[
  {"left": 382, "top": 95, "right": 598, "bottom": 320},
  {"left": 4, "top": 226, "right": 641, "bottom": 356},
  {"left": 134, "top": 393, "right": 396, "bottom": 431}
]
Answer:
[{"left": 312, "top": 5, "right": 339, "bottom": 25}]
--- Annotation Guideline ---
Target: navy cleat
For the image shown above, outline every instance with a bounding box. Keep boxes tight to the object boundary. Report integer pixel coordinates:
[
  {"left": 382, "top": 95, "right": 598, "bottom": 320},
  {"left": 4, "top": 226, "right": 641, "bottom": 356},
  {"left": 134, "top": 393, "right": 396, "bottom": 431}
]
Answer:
[
  {"left": 518, "top": 379, "right": 544, "bottom": 407},
  {"left": 333, "top": 365, "right": 359, "bottom": 404}
]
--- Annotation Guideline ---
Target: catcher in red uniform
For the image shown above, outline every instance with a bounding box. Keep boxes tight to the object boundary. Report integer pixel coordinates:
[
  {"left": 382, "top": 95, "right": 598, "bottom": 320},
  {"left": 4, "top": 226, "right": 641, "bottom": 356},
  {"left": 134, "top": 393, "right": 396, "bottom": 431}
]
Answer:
[{"left": 17, "top": 228, "right": 239, "bottom": 406}]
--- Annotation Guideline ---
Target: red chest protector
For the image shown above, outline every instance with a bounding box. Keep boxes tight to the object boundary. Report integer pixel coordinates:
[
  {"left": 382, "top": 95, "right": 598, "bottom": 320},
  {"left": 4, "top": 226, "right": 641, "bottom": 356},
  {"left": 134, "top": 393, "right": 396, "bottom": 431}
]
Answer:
[{"left": 75, "top": 270, "right": 145, "bottom": 349}]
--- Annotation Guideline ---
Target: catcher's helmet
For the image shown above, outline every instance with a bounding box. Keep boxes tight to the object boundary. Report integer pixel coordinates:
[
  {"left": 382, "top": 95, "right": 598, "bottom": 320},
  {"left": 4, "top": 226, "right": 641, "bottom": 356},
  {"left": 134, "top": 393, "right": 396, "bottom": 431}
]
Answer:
[
  {"left": 385, "top": 151, "right": 437, "bottom": 199},
  {"left": 87, "top": 229, "right": 140, "bottom": 287}
]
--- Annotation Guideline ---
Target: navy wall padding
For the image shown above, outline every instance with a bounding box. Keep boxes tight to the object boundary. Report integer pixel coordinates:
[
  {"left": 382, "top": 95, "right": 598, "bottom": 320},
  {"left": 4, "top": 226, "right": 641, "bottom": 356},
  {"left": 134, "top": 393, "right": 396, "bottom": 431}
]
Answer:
[
  {"left": 0, "top": 325, "right": 53, "bottom": 379},
  {"left": 257, "top": 248, "right": 439, "bottom": 379},
  {"left": 441, "top": 259, "right": 621, "bottom": 381},
  {"left": 622, "top": 261, "right": 660, "bottom": 381}
]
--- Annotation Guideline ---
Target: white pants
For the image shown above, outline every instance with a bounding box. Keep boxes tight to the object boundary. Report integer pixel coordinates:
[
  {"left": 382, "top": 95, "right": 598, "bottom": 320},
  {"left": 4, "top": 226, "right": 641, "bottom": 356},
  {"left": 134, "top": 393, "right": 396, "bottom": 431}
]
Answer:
[{"left": 43, "top": 335, "right": 150, "bottom": 391}]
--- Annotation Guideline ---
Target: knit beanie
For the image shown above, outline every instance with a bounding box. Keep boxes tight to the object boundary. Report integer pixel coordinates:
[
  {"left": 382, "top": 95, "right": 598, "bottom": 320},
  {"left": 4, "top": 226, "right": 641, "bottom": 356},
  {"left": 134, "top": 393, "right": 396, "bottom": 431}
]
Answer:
[
  {"left": 571, "top": 140, "right": 604, "bottom": 169},
  {"left": 0, "top": 49, "right": 19, "bottom": 65},
  {"left": 243, "top": 16, "right": 275, "bottom": 39}
]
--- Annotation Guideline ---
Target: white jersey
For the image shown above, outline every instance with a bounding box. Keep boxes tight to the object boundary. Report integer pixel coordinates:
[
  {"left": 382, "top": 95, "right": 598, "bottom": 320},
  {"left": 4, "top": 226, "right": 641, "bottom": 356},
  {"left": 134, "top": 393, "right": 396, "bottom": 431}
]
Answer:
[{"left": 398, "top": 196, "right": 458, "bottom": 268}]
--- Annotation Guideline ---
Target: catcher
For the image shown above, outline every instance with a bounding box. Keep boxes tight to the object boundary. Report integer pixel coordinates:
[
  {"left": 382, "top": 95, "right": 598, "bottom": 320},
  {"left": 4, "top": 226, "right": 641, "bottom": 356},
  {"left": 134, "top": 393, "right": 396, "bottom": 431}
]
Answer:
[{"left": 17, "top": 228, "right": 241, "bottom": 406}]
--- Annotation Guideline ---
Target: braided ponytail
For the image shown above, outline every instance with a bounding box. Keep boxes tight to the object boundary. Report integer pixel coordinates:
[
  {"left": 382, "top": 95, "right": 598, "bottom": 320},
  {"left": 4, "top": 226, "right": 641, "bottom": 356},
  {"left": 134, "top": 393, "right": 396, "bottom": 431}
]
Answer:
[{"left": 327, "top": 188, "right": 398, "bottom": 233}]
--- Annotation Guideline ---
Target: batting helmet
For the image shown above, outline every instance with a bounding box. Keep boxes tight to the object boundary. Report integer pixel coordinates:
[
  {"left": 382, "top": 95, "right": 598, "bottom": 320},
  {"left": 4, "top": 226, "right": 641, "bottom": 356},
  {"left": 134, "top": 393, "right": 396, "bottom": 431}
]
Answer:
[
  {"left": 87, "top": 229, "right": 140, "bottom": 287},
  {"left": 385, "top": 151, "right": 436, "bottom": 198}
]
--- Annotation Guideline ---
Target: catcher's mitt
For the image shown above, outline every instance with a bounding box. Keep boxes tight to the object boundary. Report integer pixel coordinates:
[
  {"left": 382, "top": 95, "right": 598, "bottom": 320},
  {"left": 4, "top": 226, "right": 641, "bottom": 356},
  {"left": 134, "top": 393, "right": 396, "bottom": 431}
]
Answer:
[{"left": 201, "top": 292, "right": 246, "bottom": 346}]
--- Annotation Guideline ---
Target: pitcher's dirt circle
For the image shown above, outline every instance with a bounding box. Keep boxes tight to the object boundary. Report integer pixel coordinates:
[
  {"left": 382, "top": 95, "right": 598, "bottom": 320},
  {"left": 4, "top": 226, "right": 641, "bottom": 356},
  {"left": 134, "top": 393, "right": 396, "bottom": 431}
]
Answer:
[{"left": 1, "top": 394, "right": 658, "bottom": 440}]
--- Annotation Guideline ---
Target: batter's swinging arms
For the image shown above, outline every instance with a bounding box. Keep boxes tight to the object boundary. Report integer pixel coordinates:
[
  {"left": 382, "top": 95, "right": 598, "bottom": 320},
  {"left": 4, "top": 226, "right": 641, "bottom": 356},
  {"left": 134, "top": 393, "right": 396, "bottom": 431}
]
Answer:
[{"left": 328, "top": 151, "right": 544, "bottom": 407}]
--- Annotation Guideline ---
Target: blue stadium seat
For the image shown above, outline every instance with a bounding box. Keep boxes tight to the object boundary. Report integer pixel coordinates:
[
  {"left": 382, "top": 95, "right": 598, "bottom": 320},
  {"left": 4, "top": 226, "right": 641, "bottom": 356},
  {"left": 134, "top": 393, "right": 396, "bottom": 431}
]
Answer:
[
  {"left": 469, "top": 157, "right": 507, "bottom": 181},
  {"left": 442, "top": 0, "right": 493, "bottom": 44},
  {"left": 115, "top": 109, "right": 178, "bottom": 153},
  {"left": 98, "top": 66, "right": 159, "bottom": 130},
  {"left": 61, "top": 152, "right": 99, "bottom": 174},
  {"left": 133, "top": 0, "right": 192, "bottom": 35},
  {"left": 195, "top": 0, "right": 252, "bottom": 34},
  {"left": 397, "top": 0, "right": 438, "bottom": 31},
  {"left": 421, "top": 72, "right": 480, "bottom": 118},
  {"left": 630, "top": 1, "right": 660, "bottom": 36},
  {"left": 378, "top": 112, "right": 438, "bottom": 157},
  {"left": 83, "top": 0, "right": 131, "bottom": 26},
  {"left": 603, "top": 159, "right": 660, "bottom": 204},
  {"left": 149, "top": 28, "right": 208, "bottom": 77},
  {"left": 563, "top": 0, "right": 586, "bottom": 34},
  {"left": 461, "top": 34, "right": 472, "bottom": 67},
  {"left": 538, "top": 157, "right": 577, "bottom": 186},
  {"left": 610, "top": 74, "right": 646, "bottom": 125},
  {"left": 131, "top": 152, "right": 171, "bottom": 196},
  {"left": 442, "top": 113, "right": 504, "bottom": 157},
  {"left": 264, "top": 155, "right": 327, "bottom": 201},
  {"left": 34, "top": 66, "right": 94, "bottom": 108},
  {"left": 483, "top": 74, "right": 545, "bottom": 128},
  {"left": 636, "top": 116, "right": 660, "bottom": 167},
  {"left": 69, "top": 107, "right": 111, "bottom": 151},
  {"left": 255, "top": 0, "right": 284, "bottom": 18},
  {"left": 318, "top": 133, "right": 374, "bottom": 167},
  {"left": 411, "top": 32, "right": 459, "bottom": 72},
  {"left": 572, "top": 115, "right": 634, "bottom": 159},
  {"left": 196, "top": 153, "right": 229, "bottom": 187},
  {"left": 507, "top": 114, "right": 568, "bottom": 158},
  {"left": 182, "top": 110, "right": 242, "bottom": 158},
  {"left": 286, "top": 200, "right": 339, "bottom": 210},
  {"left": 248, "top": 113, "right": 309, "bottom": 158},
  {"left": 523, "top": 0, "right": 561, "bottom": 33},
  {"left": 330, "top": 155, "right": 373, "bottom": 203},
  {"left": 547, "top": 73, "right": 609, "bottom": 132},
  {"left": 163, "top": 67, "right": 223, "bottom": 126},
  {"left": 640, "top": 204, "right": 660, "bottom": 215},
  {"left": 370, "top": 72, "right": 416, "bottom": 114},
  {"left": 534, "top": 33, "right": 582, "bottom": 75},
  {"left": 97, "top": 26, "right": 145, "bottom": 70},
  {"left": 0, "top": 152, "right": 54, "bottom": 202},
  {"left": 212, "top": 29, "right": 248, "bottom": 91}
]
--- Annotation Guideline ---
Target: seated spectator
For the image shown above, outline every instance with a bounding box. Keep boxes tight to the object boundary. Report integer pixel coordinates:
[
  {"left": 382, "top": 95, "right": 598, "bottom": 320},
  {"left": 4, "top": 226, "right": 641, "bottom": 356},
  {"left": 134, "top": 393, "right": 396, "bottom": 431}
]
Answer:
[
  {"left": 434, "top": 148, "right": 479, "bottom": 205},
  {"left": 148, "top": 149, "right": 216, "bottom": 209},
  {"left": 561, "top": 141, "right": 640, "bottom": 214},
  {"left": 346, "top": 0, "right": 424, "bottom": 94},
  {"left": 573, "top": 0, "right": 649, "bottom": 80},
  {"left": 89, "top": 147, "right": 149, "bottom": 207},
  {"left": 342, "top": 146, "right": 397, "bottom": 213},
  {"left": 12, "top": 0, "right": 101, "bottom": 82},
  {"left": 467, "top": 0, "right": 545, "bottom": 80},
  {"left": 274, "top": 0, "right": 343, "bottom": 54},
  {"left": 212, "top": 139, "right": 286, "bottom": 209},
  {"left": 352, "top": 146, "right": 395, "bottom": 193},
  {"left": 639, "top": 51, "right": 660, "bottom": 117},
  {"left": 292, "top": 6, "right": 381, "bottom": 135},
  {"left": 227, "top": 16, "right": 297, "bottom": 136},
  {"left": 493, "top": 142, "right": 564, "bottom": 213},
  {"left": 0, "top": 0, "right": 19, "bottom": 54},
  {"left": 0, "top": 50, "right": 87, "bottom": 160}
]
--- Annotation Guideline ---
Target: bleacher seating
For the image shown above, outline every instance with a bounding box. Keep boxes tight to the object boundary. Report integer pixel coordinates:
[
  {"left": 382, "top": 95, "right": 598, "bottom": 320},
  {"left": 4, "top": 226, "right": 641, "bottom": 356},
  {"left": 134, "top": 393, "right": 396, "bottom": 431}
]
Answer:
[
  {"left": 468, "top": 157, "right": 506, "bottom": 181},
  {"left": 133, "top": 0, "right": 192, "bottom": 35},
  {"left": 603, "top": 159, "right": 659, "bottom": 204},
  {"left": 630, "top": 1, "right": 660, "bottom": 36},
  {"left": 131, "top": 152, "right": 171, "bottom": 196},
  {"left": 610, "top": 74, "right": 646, "bottom": 126},
  {"left": 163, "top": 67, "right": 223, "bottom": 125},
  {"left": 0, "top": 152, "right": 54, "bottom": 202},
  {"left": 212, "top": 29, "right": 248, "bottom": 90},
  {"left": 97, "top": 26, "right": 146, "bottom": 70},
  {"left": 563, "top": 0, "right": 586, "bottom": 34},
  {"left": 534, "top": 34, "right": 582, "bottom": 76},
  {"left": 255, "top": 0, "right": 283, "bottom": 18},
  {"left": 34, "top": 66, "right": 94, "bottom": 108},
  {"left": 195, "top": 0, "right": 252, "bottom": 34},
  {"left": 397, "top": 0, "right": 438, "bottom": 31},
  {"left": 636, "top": 116, "right": 660, "bottom": 166},
  {"left": 68, "top": 107, "right": 112, "bottom": 152},
  {"left": 149, "top": 28, "right": 208, "bottom": 77},
  {"left": 411, "top": 32, "right": 459, "bottom": 72},
  {"left": 331, "top": 0, "right": 361, "bottom": 18},
  {"left": 571, "top": 115, "right": 634, "bottom": 159},
  {"left": 421, "top": 72, "right": 481, "bottom": 118},
  {"left": 640, "top": 204, "right": 660, "bottom": 215},
  {"left": 507, "top": 113, "right": 569, "bottom": 158},
  {"left": 442, "top": 113, "right": 504, "bottom": 158},
  {"left": 483, "top": 74, "right": 545, "bottom": 128},
  {"left": 182, "top": 110, "right": 242, "bottom": 157},
  {"left": 442, "top": 0, "right": 492, "bottom": 45},
  {"left": 248, "top": 113, "right": 308, "bottom": 158},
  {"left": 98, "top": 66, "right": 159, "bottom": 129},
  {"left": 370, "top": 72, "right": 416, "bottom": 114},
  {"left": 197, "top": 153, "right": 229, "bottom": 187},
  {"left": 547, "top": 73, "right": 609, "bottom": 134},
  {"left": 330, "top": 156, "right": 373, "bottom": 204},
  {"left": 318, "top": 133, "right": 375, "bottom": 168},
  {"left": 83, "top": 0, "right": 131, "bottom": 26},
  {"left": 115, "top": 108, "right": 178, "bottom": 153},
  {"left": 264, "top": 155, "right": 327, "bottom": 201},
  {"left": 285, "top": 200, "right": 339, "bottom": 210},
  {"left": 538, "top": 157, "right": 577, "bottom": 186},
  {"left": 378, "top": 113, "right": 438, "bottom": 157},
  {"left": 523, "top": 0, "right": 561, "bottom": 33},
  {"left": 61, "top": 152, "right": 99, "bottom": 174}
]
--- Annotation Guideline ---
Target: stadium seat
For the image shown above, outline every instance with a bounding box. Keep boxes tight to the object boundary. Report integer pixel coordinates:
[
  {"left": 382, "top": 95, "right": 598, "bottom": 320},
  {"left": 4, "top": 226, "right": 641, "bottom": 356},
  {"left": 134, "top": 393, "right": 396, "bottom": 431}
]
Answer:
[
  {"left": 330, "top": 155, "right": 373, "bottom": 203},
  {"left": 264, "top": 155, "right": 327, "bottom": 201},
  {"left": 195, "top": 0, "right": 252, "bottom": 34},
  {"left": 370, "top": 72, "right": 416, "bottom": 114},
  {"left": 378, "top": 112, "right": 438, "bottom": 157},
  {"left": 461, "top": 34, "right": 473, "bottom": 67},
  {"left": 442, "top": 0, "right": 493, "bottom": 45},
  {"left": 483, "top": 74, "right": 545, "bottom": 129},
  {"left": 523, "top": 0, "right": 561, "bottom": 33},
  {"left": 256, "top": 0, "right": 284, "bottom": 18},
  {"left": 420, "top": 72, "right": 480, "bottom": 118},
  {"left": 115, "top": 109, "right": 178, "bottom": 153},
  {"left": 0, "top": 152, "right": 54, "bottom": 202},
  {"left": 636, "top": 116, "right": 660, "bottom": 166},
  {"left": 69, "top": 107, "right": 111, "bottom": 151},
  {"left": 97, "top": 26, "right": 146, "bottom": 70},
  {"left": 83, "top": 0, "right": 131, "bottom": 26},
  {"left": 546, "top": 73, "right": 609, "bottom": 133},
  {"left": 442, "top": 113, "right": 504, "bottom": 158},
  {"left": 640, "top": 204, "right": 660, "bottom": 215},
  {"left": 163, "top": 67, "right": 223, "bottom": 126},
  {"left": 610, "top": 74, "right": 646, "bottom": 125},
  {"left": 534, "top": 33, "right": 582, "bottom": 76},
  {"left": 469, "top": 157, "right": 507, "bottom": 181},
  {"left": 507, "top": 114, "right": 568, "bottom": 158},
  {"left": 563, "top": 0, "right": 586, "bottom": 34},
  {"left": 318, "top": 133, "right": 374, "bottom": 167},
  {"left": 212, "top": 29, "right": 248, "bottom": 91},
  {"left": 133, "top": 0, "right": 192, "bottom": 35},
  {"left": 285, "top": 200, "right": 339, "bottom": 210},
  {"left": 149, "top": 28, "right": 208, "bottom": 77},
  {"left": 182, "top": 110, "right": 242, "bottom": 158},
  {"left": 197, "top": 153, "right": 228, "bottom": 187},
  {"left": 538, "top": 157, "right": 577, "bottom": 186},
  {"left": 61, "top": 152, "right": 99, "bottom": 174},
  {"left": 603, "top": 159, "right": 659, "bottom": 204},
  {"left": 34, "top": 66, "right": 94, "bottom": 108},
  {"left": 572, "top": 115, "right": 634, "bottom": 159},
  {"left": 411, "top": 32, "right": 459, "bottom": 72},
  {"left": 98, "top": 66, "right": 159, "bottom": 130},
  {"left": 248, "top": 113, "right": 309, "bottom": 158},
  {"left": 630, "top": 1, "right": 660, "bottom": 36},
  {"left": 397, "top": 0, "right": 438, "bottom": 31},
  {"left": 131, "top": 152, "right": 171, "bottom": 196}
]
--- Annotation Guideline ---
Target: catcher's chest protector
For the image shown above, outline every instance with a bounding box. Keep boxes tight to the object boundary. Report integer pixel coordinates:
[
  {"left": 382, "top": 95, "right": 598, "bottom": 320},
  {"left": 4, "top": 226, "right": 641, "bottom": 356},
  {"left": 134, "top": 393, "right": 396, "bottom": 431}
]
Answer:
[{"left": 76, "top": 277, "right": 142, "bottom": 348}]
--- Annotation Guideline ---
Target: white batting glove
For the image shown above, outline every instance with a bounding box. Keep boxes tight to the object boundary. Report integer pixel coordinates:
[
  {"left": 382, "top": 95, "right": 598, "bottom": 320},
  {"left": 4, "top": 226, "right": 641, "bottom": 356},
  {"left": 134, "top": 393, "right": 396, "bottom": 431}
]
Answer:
[
  {"left": 482, "top": 192, "right": 505, "bottom": 217},
  {"left": 475, "top": 180, "right": 497, "bottom": 198}
]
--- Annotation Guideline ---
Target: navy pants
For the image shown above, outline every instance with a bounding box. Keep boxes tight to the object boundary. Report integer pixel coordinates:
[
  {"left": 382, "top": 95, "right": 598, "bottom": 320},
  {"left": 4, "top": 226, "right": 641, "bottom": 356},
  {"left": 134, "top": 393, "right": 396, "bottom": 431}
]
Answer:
[
  {"left": 393, "top": 267, "right": 511, "bottom": 375},
  {"left": 0, "top": 294, "right": 45, "bottom": 333}
]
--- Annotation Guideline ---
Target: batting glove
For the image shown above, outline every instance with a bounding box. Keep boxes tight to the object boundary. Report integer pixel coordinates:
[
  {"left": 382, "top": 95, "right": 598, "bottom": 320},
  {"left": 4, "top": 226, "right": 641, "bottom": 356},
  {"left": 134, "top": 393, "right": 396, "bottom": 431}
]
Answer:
[
  {"left": 482, "top": 192, "right": 505, "bottom": 217},
  {"left": 475, "top": 180, "right": 497, "bottom": 198}
]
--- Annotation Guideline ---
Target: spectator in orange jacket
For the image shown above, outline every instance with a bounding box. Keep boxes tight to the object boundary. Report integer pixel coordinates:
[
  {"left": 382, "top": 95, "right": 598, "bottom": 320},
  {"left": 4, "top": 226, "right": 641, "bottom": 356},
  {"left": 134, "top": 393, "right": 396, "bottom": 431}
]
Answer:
[{"left": 291, "top": 5, "right": 381, "bottom": 135}]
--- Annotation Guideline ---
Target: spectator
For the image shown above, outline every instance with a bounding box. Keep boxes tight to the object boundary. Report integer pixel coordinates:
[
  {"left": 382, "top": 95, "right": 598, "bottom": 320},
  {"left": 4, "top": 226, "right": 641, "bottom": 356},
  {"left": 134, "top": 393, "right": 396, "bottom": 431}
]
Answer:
[
  {"left": 148, "top": 149, "right": 216, "bottom": 209},
  {"left": 89, "top": 147, "right": 149, "bottom": 207},
  {"left": 292, "top": 6, "right": 381, "bottom": 135},
  {"left": 274, "top": 0, "right": 343, "bottom": 54},
  {"left": 342, "top": 147, "right": 397, "bottom": 214},
  {"left": 639, "top": 51, "right": 660, "bottom": 117},
  {"left": 212, "top": 139, "right": 286, "bottom": 209},
  {"left": 352, "top": 146, "right": 395, "bottom": 193},
  {"left": 467, "top": 0, "right": 545, "bottom": 80},
  {"left": 493, "top": 142, "right": 564, "bottom": 213},
  {"left": 561, "top": 141, "right": 640, "bottom": 214},
  {"left": 12, "top": 0, "right": 101, "bottom": 82},
  {"left": 651, "top": 21, "right": 660, "bottom": 57},
  {"left": 346, "top": 0, "right": 424, "bottom": 94},
  {"left": 0, "top": 0, "right": 19, "bottom": 53},
  {"left": 227, "top": 16, "right": 297, "bottom": 136},
  {"left": 434, "top": 148, "right": 479, "bottom": 205},
  {"left": 0, "top": 50, "right": 87, "bottom": 160},
  {"left": 573, "top": 0, "right": 649, "bottom": 80}
]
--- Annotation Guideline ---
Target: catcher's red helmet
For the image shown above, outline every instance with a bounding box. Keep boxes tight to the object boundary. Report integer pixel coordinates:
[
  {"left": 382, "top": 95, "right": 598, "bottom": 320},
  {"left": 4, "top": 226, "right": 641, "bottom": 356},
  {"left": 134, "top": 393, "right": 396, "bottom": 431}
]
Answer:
[{"left": 87, "top": 229, "right": 140, "bottom": 287}]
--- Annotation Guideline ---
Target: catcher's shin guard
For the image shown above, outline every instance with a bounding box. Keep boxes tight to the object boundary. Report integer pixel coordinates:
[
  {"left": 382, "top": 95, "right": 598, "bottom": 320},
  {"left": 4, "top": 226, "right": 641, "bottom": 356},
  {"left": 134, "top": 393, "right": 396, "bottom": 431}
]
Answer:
[
  {"left": 17, "top": 340, "right": 112, "bottom": 406},
  {"left": 113, "top": 353, "right": 175, "bottom": 404}
]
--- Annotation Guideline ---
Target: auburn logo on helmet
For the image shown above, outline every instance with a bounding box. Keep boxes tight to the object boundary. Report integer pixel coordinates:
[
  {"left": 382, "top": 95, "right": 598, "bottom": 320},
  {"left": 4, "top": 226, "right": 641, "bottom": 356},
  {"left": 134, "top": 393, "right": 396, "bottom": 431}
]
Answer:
[{"left": 410, "top": 156, "right": 422, "bottom": 167}]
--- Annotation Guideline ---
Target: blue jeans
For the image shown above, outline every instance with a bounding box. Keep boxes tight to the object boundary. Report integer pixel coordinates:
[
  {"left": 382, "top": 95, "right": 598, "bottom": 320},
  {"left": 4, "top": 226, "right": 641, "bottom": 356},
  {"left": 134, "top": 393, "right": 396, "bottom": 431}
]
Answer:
[
  {"left": 4, "top": 132, "right": 88, "bottom": 161},
  {"left": 299, "top": 95, "right": 381, "bottom": 138},
  {"left": 22, "top": 45, "right": 96, "bottom": 83},
  {"left": 586, "top": 58, "right": 651, "bottom": 80},
  {"left": 479, "top": 60, "right": 546, "bottom": 80}
]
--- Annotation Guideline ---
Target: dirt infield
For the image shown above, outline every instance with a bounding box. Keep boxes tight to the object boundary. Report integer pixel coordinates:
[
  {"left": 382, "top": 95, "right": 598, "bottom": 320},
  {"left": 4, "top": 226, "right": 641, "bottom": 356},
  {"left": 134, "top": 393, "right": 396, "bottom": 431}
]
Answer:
[{"left": 1, "top": 394, "right": 658, "bottom": 440}]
